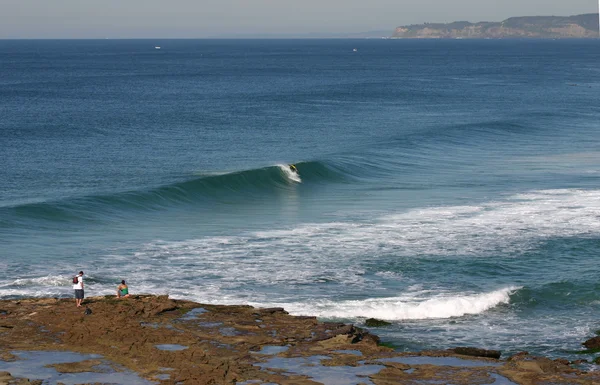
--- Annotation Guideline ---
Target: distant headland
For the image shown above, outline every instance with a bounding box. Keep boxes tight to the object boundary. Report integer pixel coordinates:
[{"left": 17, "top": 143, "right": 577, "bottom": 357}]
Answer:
[{"left": 392, "top": 13, "right": 600, "bottom": 39}]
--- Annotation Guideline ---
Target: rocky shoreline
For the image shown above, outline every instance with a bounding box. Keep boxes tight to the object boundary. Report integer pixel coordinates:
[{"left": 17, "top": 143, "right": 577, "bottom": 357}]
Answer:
[{"left": 1, "top": 295, "right": 599, "bottom": 384}]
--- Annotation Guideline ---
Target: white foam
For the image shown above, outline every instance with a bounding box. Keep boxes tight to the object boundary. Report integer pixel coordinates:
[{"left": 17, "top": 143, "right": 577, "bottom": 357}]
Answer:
[
  {"left": 4, "top": 189, "right": 600, "bottom": 318},
  {"left": 278, "top": 164, "right": 301, "bottom": 183},
  {"left": 58, "top": 188, "right": 598, "bottom": 308},
  {"left": 246, "top": 188, "right": 600, "bottom": 257},
  {"left": 269, "top": 287, "right": 517, "bottom": 320},
  {"left": 11, "top": 275, "right": 71, "bottom": 287},
  {"left": 0, "top": 288, "right": 67, "bottom": 298}
]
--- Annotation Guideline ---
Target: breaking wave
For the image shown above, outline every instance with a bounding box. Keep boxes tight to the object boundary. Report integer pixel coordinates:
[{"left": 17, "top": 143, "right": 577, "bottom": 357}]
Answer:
[{"left": 280, "top": 287, "right": 518, "bottom": 320}]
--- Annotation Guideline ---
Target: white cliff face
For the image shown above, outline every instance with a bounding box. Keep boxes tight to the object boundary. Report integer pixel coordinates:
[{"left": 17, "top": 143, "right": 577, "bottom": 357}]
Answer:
[{"left": 548, "top": 24, "right": 594, "bottom": 38}]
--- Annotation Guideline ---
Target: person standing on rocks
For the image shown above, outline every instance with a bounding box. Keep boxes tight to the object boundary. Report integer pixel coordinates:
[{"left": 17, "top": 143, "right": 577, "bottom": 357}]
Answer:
[{"left": 73, "top": 271, "right": 84, "bottom": 307}]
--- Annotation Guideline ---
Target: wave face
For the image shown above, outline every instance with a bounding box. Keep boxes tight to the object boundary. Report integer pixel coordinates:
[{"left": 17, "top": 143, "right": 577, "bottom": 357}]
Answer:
[
  {"left": 2, "top": 39, "right": 600, "bottom": 361},
  {"left": 0, "top": 161, "right": 350, "bottom": 226}
]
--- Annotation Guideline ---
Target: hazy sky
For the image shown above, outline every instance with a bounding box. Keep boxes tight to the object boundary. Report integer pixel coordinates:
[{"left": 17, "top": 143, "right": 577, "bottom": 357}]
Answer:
[{"left": 1, "top": 0, "right": 597, "bottom": 38}]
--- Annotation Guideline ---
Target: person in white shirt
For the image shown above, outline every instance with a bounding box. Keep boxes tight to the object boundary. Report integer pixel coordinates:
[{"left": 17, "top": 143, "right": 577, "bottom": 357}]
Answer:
[{"left": 73, "top": 271, "right": 84, "bottom": 307}]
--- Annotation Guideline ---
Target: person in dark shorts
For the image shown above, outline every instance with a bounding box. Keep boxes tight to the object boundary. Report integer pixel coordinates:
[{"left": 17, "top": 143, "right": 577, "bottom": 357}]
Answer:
[{"left": 73, "top": 271, "right": 84, "bottom": 307}]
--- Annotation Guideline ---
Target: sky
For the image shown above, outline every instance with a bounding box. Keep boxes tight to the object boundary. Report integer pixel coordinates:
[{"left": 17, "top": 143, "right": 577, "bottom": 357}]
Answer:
[{"left": 0, "top": 0, "right": 597, "bottom": 38}]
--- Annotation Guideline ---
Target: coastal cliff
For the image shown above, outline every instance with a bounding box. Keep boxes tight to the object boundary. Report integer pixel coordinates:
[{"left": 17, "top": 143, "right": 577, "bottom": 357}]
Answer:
[{"left": 392, "top": 13, "right": 600, "bottom": 39}]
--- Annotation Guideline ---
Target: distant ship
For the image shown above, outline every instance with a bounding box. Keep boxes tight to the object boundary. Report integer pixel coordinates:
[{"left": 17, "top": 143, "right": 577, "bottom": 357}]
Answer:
[{"left": 155, "top": 46, "right": 161, "bottom": 50}]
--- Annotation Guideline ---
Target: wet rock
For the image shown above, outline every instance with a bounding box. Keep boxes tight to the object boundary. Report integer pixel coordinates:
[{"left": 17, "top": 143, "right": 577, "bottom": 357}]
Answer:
[
  {"left": 364, "top": 318, "right": 391, "bottom": 327},
  {"left": 151, "top": 304, "right": 179, "bottom": 316},
  {"left": 572, "top": 359, "right": 589, "bottom": 365},
  {"left": 0, "top": 371, "right": 12, "bottom": 382},
  {"left": 507, "top": 351, "right": 529, "bottom": 361},
  {"left": 576, "top": 347, "right": 600, "bottom": 354},
  {"left": 252, "top": 307, "right": 287, "bottom": 316},
  {"left": 451, "top": 347, "right": 501, "bottom": 359},
  {"left": 554, "top": 358, "right": 570, "bottom": 366},
  {"left": 0, "top": 352, "right": 16, "bottom": 362},
  {"left": 308, "top": 323, "right": 379, "bottom": 345},
  {"left": 505, "top": 356, "right": 577, "bottom": 374},
  {"left": 583, "top": 336, "right": 600, "bottom": 349},
  {"left": 513, "top": 360, "right": 544, "bottom": 374},
  {"left": 48, "top": 359, "right": 104, "bottom": 373},
  {"left": 0, "top": 374, "right": 43, "bottom": 385},
  {"left": 374, "top": 360, "right": 411, "bottom": 371}
]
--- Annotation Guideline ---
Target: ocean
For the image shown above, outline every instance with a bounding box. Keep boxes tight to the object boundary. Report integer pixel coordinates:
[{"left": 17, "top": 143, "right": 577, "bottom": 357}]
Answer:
[{"left": 1, "top": 38, "right": 599, "bottom": 360}]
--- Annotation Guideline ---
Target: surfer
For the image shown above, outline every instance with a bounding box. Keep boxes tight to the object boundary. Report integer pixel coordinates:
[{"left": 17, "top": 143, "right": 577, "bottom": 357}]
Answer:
[{"left": 289, "top": 164, "right": 297, "bottom": 173}]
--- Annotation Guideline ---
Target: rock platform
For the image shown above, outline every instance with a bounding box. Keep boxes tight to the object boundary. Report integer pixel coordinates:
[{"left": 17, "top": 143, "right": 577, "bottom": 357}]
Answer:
[{"left": 0, "top": 295, "right": 599, "bottom": 384}]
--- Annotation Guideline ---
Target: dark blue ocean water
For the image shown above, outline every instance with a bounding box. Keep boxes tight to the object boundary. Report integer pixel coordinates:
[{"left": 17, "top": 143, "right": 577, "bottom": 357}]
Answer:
[{"left": 1, "top": 39, "right": 600, "bottom": 359}]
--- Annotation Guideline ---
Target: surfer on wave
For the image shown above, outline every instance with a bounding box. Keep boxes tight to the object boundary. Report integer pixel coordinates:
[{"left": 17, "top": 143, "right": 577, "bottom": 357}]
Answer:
[{"left": 289, "top": 164, "right": 298, "bottom": 173}]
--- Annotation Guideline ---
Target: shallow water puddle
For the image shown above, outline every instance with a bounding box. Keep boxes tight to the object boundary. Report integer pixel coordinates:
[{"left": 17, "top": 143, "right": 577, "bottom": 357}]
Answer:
[
  {"left": 199, "top": 321, "right": 223, "bottom": 327},
  {"left": 178, "top": 307, "right": 208, "bottom": 321},
  {"left": 490, "top": 373, "right": 520, "bottom": 385},
  {"left": 376, "top": 356, "right": 516, "bottom": 385},
  {"left": 155, "top": 344, "right": 188, "bottom": 351},
  {"left": 252, "top": 345, "right": 289, "bottom": 355},
  {"left": 379, "top": 355, "right": 501, "bottom": 367},
  {"left": 0, "top": 350, "right": 155, "bottom": 385},
  {"left": 140, "top": 321, "right": 160, "bottom": 328},
  {"left": 334, "top": 349, "right": 363, "bottom": 356},
  {"left": 219, "top": 326, "right": 242, "bottom": 336},
  {"left": 153, "top": 367, "right": 175, "bottom": 381},
  {"left": 256, "top": 355, "right": 384, "bottom": 385}
]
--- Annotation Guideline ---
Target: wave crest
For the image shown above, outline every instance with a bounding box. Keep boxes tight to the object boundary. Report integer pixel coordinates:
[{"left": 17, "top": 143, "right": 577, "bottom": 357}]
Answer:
[
  {"left": 0, "top": 161, "right": 345, "bottom": 224},
  {"left": 283, "top": 287, "right": 518, "bottom": 320}
]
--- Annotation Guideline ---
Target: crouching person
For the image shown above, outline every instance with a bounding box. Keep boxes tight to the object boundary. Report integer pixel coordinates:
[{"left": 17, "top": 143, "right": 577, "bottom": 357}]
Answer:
[{"left": 116, "top": 280, "right": 130, "bottom": 298}]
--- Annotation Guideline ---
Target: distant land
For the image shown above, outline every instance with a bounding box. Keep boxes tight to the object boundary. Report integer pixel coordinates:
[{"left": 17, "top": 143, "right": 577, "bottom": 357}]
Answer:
[{"left": 392, "top": 13, "right": 600, "bottom": 39}]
